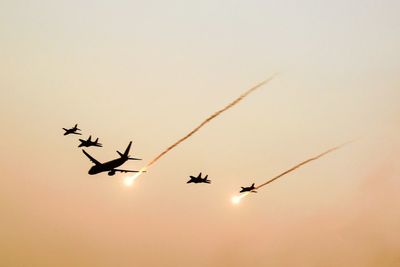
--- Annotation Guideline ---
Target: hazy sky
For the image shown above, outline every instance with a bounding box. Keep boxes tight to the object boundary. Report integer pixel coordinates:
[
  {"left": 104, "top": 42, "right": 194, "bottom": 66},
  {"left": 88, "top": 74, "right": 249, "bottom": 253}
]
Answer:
[{"left": 1, "top": 1, "right": 399, "bottom": 266}]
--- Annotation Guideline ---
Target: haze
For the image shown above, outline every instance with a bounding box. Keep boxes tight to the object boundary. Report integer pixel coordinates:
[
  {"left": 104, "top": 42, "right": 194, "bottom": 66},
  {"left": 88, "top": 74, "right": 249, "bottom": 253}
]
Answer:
[{"left": 1, "top": 1, "right": 399, "bottom": 266}]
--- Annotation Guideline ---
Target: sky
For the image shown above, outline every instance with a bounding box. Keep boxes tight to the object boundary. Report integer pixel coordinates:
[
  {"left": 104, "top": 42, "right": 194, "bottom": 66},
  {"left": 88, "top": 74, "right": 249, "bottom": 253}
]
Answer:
[{"left": 1, "top": 0, "right": 399, "bottom": 266}]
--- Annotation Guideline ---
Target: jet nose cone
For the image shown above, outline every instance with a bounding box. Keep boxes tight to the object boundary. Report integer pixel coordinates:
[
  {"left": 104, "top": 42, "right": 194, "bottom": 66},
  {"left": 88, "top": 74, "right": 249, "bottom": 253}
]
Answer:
[{"left": 88, "top": 167, "right": 96, "bottom": 175}]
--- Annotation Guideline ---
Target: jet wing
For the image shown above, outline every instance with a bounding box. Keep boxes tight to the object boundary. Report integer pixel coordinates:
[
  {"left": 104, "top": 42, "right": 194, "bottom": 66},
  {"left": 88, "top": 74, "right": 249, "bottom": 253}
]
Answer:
[
  {"left": 82, "top": 150, "right": 101, "bottom": 165},
  {"left": 113, "top": 169, "right": 141, "bottom": 173}
]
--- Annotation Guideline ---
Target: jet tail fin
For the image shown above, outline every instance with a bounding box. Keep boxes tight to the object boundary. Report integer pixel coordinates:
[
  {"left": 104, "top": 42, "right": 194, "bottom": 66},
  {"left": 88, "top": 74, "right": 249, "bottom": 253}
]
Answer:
[
  {"left": 124, "top": 141, "right": 132, "bottom": 157},
  {"left": 117, "top": 151, "right": 124, "bottom": 157}
]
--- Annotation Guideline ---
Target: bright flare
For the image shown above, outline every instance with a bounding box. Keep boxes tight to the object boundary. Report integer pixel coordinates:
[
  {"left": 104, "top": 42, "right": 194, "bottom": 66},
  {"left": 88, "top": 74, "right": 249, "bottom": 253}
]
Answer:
[
  {"left": 123, "top": 169, "right": 145, "bottom": 187},
  {"left": 231, "top": 193, "right": 249, "bottom": 204},
  {"left": 123, "top": 176, "right": 135, "bottom": 187}
]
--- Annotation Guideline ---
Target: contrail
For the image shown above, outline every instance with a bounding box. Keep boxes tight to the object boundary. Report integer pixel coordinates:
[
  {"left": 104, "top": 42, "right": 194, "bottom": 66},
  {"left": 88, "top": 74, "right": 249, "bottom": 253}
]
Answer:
[
  {"left": 231, "top": 140, "right": 353, "bottom": 203},
  {"left": 124, "top": 75, "right": 277, "bottom": 186}
]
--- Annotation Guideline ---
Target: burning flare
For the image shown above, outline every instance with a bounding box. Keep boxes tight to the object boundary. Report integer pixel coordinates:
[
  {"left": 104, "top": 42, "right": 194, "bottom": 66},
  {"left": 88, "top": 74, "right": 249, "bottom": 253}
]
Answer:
[
  {"left": 231, "top": 193, "right": 249, "bottom": 204},
  {"left": 124, "top": 168, "right": 146, "bottom": 187}
]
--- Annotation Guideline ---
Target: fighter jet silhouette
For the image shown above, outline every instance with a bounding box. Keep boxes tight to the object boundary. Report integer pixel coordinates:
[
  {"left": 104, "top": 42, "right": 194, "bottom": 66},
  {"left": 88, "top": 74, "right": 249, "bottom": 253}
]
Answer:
[
  {"left": 78, "top": 135, "right": 102, "bottom": 148},
  {"left": 82, "top": 141, "right": 142, "bottom": 176},
  {"left": 240, "top": 183, "right": 257, "bottom": 193},
  {"left": 63, "top": 124, "right": 82, "bottom": 135},
  {"left": 187, "top": 172, "right": 211, "bottom": 184}
]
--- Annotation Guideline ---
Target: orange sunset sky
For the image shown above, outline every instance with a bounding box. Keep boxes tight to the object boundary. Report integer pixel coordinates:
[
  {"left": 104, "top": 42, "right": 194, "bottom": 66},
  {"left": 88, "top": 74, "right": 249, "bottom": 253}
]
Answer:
[{"left": 1, "top": 1, "right": 399, "bottom": 266}]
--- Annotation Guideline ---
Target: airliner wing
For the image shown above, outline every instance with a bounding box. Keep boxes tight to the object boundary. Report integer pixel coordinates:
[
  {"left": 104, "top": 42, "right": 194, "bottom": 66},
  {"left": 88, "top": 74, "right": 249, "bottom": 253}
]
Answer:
[{"left": 82, "top": 150, "right": 101, "bottom": 165}]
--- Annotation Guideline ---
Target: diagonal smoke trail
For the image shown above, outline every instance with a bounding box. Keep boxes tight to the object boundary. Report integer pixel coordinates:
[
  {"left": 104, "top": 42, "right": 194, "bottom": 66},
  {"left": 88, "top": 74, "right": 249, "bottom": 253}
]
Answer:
[
  {"left": 231, "top": 141, "right": 353, "bottom": 203},
  {"left": 147, "top": 75, "right": 277, "bottom": 169},
  {"left": 256, "top": 140, "right": 353, "bottom": 190},
  {"left": 124, "top": 75, "right": 277, "bottom": 186}
]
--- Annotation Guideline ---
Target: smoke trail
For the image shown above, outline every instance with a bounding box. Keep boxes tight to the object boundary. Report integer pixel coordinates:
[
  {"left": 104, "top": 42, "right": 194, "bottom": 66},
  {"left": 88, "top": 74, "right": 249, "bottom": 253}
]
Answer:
[
  {"left": 231, "top": 141, "right": 353, "bottom": 202},
  {"left": 147, "top": 75, "right": 276, "bottom": 168},
  {"left": 125, "top": 75, "right": 277, "bottom": 185},
  {"left": 256, "top": 141, "right": 352, "bottom": 190}
]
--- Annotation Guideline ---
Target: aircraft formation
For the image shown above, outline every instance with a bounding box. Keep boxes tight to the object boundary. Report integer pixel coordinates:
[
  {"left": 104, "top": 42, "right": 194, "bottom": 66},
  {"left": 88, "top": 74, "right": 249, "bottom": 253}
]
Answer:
[
  {"left": 64, "top": 123, "right": 345, "bottom": 197},
  {"left": 63, "top": 124, "right": 142, "bottom": 176},
  {"left": 62, "top": 78, "right": 350, "bottom": 200},
  {"left": 62, "top": 123, "right": 256, "bottom": 192}
]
